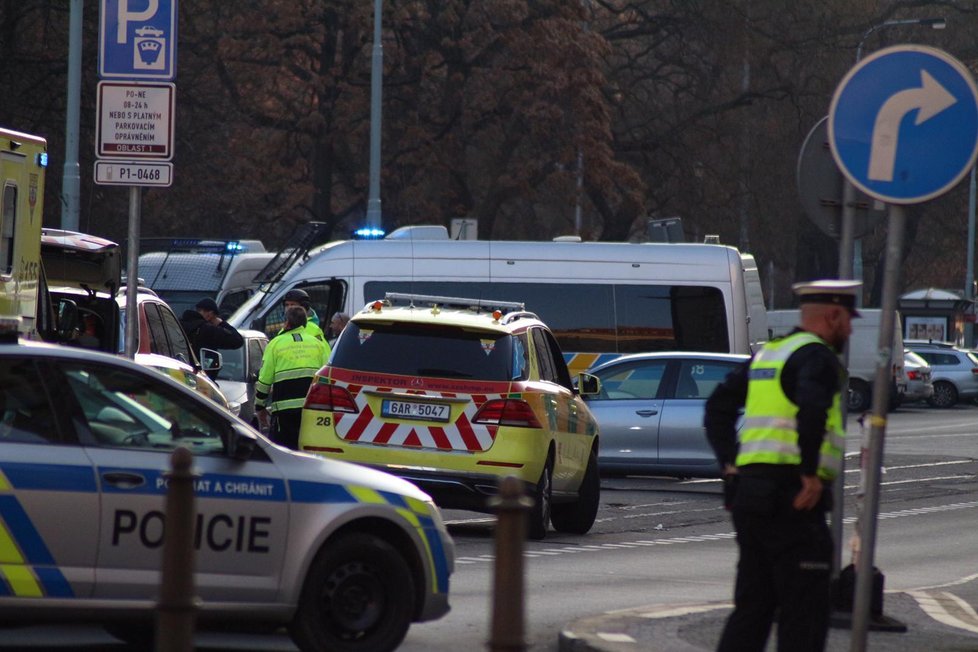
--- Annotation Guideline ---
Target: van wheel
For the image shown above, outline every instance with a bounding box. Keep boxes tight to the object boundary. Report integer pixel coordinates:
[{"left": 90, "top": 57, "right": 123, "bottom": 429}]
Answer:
[
  {"left": 527, "top": 459, "right": 553, "bottom": 541},
  {"left": 847, "top": 379, "right": 871, "bottom": 412},
  {"left": 927, "top": 381, "right": 958, "bottom": 408},
  {"left": 551, "top": 450, "right": 600, "bottom": 535},
  {"left": 290, "top": 533, "right": 414, "bottom": 652}
]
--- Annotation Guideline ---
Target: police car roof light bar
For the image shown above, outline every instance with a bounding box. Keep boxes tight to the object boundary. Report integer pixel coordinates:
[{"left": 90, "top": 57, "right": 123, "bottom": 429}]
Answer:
[{"left": 384, "top": 292, "right": 525, "bottom": 313}]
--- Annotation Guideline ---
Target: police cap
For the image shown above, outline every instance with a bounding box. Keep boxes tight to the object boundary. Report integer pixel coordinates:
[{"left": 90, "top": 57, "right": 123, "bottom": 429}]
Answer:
[{"left": 792, "top": 279, "right": 862, "bottom": 317}]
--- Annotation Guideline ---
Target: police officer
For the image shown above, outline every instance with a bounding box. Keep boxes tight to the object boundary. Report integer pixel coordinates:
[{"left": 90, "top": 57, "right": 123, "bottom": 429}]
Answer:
[
  {"left": 256, "top": 306, "right": 329, "bottom": 449},
  {"left": 704, "top": 279, "right": 859, "bottom": 652},
  {"left": 280, "top": 288, "right": 327, "bottom": 343}
]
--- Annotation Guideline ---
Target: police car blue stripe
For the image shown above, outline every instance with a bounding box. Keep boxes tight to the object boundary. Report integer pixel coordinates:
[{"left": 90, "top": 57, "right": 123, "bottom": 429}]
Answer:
[
  {"left": 0, "top": 463, "right": 97, "bottom": 493},
  {"left": 0, "top": 496, "right": 56, "bottom": 566},
  {"left": 0, "top": 575, "right": 10, "bottom": 597},
  {"left": 378, "top": 490, "right": 410, "bottom": 510},
  {"left": 288, "top": 480, "right": 356, "bottom": 504},
  {"left": 97, "top": 468, "right": 287, "bottom": 502},
  {"left": 33, "top": 566, "right": 73, "bottom": 598},
  {"left": 421, "top": 521, "right": 451, "bottom": 594}
]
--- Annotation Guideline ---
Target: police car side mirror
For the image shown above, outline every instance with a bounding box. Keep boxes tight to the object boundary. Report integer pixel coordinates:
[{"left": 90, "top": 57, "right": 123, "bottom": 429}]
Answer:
[
  {"left": 576, "top": 373, "right": 601, "bottom": 396},
  {"left": 228, "top": 423, "right": 258, "bottom": 461}
]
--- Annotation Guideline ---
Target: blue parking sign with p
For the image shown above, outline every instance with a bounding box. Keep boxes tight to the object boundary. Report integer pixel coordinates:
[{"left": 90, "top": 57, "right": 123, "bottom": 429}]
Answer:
[{"left": 99, "top": 0, "right": 177, "bottom": 80}]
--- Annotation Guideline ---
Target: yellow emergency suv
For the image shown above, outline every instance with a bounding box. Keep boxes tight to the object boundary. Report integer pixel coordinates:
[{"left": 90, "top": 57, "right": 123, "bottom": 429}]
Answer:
[
  {"left": 299, "top": 293, "right": 603, "bottom": 539},
  {"left": 0, "top": 127, "right": 52, "bottom": 340}
]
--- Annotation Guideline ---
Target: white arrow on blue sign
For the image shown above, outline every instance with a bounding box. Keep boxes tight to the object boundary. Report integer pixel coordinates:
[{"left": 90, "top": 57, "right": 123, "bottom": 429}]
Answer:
[
  {"left": 829, "top": 45, "right": 978, "bottom": 205},
  {"left": 99, "top": 0, "right": 177, "bottom": 80}
]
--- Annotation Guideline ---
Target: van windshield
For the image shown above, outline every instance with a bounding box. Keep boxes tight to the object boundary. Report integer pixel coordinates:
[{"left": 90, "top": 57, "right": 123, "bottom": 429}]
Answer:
[{"left": 331, "top": 323, "right": 521, "bottom": 382}]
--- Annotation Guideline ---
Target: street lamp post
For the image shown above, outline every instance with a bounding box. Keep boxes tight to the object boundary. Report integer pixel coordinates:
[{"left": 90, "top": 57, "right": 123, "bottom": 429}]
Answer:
[{"left": 365, "top": 0, "right": 384, "bottom": 230}]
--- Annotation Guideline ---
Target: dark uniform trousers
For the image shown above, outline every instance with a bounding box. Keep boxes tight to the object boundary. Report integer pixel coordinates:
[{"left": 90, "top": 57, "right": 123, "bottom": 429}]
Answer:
[
  {"left": 270, "top": 409, "right": 303, "bottom": 451},
  {"left": 717, "top": 474, "right": 833, "bottom": 652}
]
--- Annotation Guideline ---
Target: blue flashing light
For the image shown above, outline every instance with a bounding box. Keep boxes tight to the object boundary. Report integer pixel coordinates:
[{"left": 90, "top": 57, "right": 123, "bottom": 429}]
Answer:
[
  {"left": 353, "top": 226, "right": 386, "bottom": 240},
  {"left": 226, "top": 241, "right": 244, "bottom": 252},
  {"left": 36, "top": 152, "right": 48, "bottom": 168}
]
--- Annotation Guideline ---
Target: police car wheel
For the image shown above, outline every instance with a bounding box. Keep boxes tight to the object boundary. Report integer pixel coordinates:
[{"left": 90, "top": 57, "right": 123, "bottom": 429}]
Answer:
[
  {"left": 527, "top": 458, "right": 553, "bottom": 541},
  {"left": 104, "top": 623, "right": 154, "bottom": 648},
  {"left": 551, "top": 450, "right": 599, "bottom": 535},
  {"left": 290, "top": 532, "right": 415, "bottom": 652}
]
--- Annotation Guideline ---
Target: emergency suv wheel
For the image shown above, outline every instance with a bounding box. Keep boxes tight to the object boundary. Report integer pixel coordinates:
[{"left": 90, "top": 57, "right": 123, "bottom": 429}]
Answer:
[
  {"left": 927, "top": 381, "right": 958, "bottom": 408},
  {"left": 290, "top": 532, "right": 415, "bottom": 652},
  {"left": 527, "top": 458, "right": 553, "bottom": 540},
  {"left": 551, "top": 450, "right": 600, "bottom": 535},
  {"left": 847, "top": 379, "right": 871, "bottom": 412}
]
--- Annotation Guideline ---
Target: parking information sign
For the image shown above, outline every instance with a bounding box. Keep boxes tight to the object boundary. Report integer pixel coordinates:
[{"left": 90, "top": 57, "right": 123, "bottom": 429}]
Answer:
[
  {"left": 99, "top": 0, "right": 177, "bottom": 80},
  {"left": 96, "top": 81, "right": 174, "bottom": 160},
  {"left": 829, "top": 45, "right": 978, "bottom": 205}
]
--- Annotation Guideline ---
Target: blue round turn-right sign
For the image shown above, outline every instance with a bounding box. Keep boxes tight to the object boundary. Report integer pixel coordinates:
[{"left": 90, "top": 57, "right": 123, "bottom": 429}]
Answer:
[{"left": 829, "top": 45, "right": 978, "bottom": 205}]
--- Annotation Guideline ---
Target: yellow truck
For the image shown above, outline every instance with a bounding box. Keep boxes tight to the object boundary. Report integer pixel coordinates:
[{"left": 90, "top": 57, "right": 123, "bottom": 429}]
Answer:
[{"left": 0, "top": 127, "right": 53, "bottom": 339}]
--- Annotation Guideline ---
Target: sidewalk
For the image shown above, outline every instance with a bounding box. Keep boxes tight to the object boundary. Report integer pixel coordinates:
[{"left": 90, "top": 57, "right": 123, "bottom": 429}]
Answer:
[{"left": 560, "top": 591, "right": 978, "bottom": 652}]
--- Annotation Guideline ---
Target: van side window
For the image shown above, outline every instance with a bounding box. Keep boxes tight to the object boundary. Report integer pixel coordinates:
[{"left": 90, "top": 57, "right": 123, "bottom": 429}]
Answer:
[
  {"left": 366, "top": 280, "right": 730, "bottom": 355},
  {"left": 144, "top": 303, "right": 166, "bottom": 355},
  {"left": 257, "top": 281, "right": 346, "bottom": 339},
  {"left": 1, "top": 183, "right": 16, "bottom": 274},
  {"left": 531, "top": 328, "right": 557, "bottom": 384},
  {"left": 158, "top": 302, "right": 194, "bottom": 364}
]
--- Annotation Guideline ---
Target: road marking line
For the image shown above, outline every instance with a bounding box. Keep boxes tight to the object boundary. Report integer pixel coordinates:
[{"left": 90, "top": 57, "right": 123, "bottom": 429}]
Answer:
[
  {"left": 596, "top": 632, "right": 637, "bottom": 643},
  {"left": 906, "top": 589, "right": 978, "bottom": 634}
]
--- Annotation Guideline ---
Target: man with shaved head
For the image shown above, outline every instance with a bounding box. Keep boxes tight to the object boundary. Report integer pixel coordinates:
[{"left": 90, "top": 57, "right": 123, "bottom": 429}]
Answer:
[{"left": 704, "top": 280, "right": 861, "bottom": 652}]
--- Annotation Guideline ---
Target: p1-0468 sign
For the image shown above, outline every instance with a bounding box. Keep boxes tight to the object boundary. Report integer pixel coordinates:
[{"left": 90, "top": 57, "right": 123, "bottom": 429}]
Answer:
[{"left": 95, "top": 160, "right": 172, "bottom": 187}]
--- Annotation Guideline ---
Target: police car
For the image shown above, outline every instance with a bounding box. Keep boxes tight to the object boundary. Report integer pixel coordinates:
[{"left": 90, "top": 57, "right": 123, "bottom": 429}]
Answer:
[
  {"left": 299, "top": 293, "right": 603, "bottom": 540},
  {"left": 0, "top": 323, "right": 453, "bottom": 652}
]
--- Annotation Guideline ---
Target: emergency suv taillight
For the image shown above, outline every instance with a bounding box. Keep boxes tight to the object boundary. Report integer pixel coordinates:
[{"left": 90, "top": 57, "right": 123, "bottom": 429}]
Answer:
[
  {"left": 304, "top": 383, "right": 359, "bottom": 413},
  {"left": 472, "top": 399, "right": 542, "bottom": 428}
]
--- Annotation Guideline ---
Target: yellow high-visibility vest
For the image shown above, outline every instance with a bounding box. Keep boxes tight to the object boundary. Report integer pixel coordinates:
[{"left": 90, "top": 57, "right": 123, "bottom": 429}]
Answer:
[{"left": 737, "top": 332, "right": 844, "bottom": 480}]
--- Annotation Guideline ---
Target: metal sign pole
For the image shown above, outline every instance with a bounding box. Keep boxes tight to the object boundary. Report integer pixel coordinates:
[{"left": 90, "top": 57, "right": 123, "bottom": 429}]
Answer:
[
  {"left": 124, "top": 186, "right": 141, "bottom": 358},
  {"left": 849, "top": 205, "right": 905, "bottom": 651}
]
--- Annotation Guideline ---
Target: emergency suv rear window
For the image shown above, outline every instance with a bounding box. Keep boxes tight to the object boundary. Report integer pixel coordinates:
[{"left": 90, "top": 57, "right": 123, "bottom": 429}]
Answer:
[{"left": 331, "top": 322, "right": 521, "bottom": 381}]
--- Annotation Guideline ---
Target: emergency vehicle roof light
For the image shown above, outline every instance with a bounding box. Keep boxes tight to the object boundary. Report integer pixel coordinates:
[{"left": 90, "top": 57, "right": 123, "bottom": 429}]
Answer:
[
  {"left": 492, "top": 309, "right": 503, "bottom": 321},
  {"left": 370, "top": 300, "right": 384, "bottom": 312},
  {"left": 354, "top": 227, "right": 386, "bottom": 240},
  {"left": 36, "top": 152, "right": 48, "bottom": 168}
]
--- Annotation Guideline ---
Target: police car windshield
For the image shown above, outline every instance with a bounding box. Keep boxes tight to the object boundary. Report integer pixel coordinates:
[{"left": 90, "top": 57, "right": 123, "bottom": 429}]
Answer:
[{"left": 332, "top": 322, "right": 521, "bottom": 381}]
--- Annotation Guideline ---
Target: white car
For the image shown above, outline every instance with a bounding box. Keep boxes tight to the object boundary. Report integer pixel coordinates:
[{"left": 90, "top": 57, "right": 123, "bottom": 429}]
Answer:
[{"left": 0, "top": 334, "right": 453, "bottom": 652}]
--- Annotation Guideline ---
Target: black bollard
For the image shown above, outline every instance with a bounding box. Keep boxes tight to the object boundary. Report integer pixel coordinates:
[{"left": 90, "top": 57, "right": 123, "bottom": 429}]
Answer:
[
  {"left": 155, "top": 447, "right": 199, "bottom": 652},
  {"left": 487, "top": 475, "right": 533, "bottom": 652}
]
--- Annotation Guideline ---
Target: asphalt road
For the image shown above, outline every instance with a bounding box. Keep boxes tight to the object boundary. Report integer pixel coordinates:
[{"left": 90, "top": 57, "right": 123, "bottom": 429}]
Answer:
[{"left": 3, "top": 401, "right": 976, "bottom": 651}]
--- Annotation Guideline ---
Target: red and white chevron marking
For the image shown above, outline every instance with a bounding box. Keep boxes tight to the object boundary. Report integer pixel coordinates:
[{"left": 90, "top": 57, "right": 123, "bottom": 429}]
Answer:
[{"left": 334, "top": 384, "right": 500, "bottom": 452}]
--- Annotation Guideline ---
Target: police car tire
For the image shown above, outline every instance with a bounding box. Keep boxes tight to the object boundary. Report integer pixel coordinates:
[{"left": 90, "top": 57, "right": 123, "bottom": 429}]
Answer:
[
  {"left": 290, "top": 532, "right": 415, "bottom": 652},
  {"left": 528, "top": 458, "right": 553, "bottom": 541},
  {"left": 551, "top": 450, "right": 599, "bottom": 535},
  {"left": 104, "top": 623, "right": 154, "bottom": 648}
]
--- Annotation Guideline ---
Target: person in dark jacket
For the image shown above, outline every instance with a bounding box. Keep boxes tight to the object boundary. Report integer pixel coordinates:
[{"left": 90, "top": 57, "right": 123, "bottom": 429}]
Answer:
[
  {"left": 180, "top": 297, "right": 244, "bottom": 354},
  {"left": 704, "top": 279, "right": 860, "bottom": 652}
]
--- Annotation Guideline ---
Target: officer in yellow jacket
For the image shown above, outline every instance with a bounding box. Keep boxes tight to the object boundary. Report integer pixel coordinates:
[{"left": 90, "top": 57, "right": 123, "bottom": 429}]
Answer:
[
  {"left": 256, "top": 306, "right": 330, "bottom": 449},
  {"left": 705, "top": 279, "right": 859, "bottom": 652}
]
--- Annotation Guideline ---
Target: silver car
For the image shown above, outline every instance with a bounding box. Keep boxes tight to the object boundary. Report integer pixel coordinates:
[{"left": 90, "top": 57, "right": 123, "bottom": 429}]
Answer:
[
  {"left": 585, "top": 352, "right": 748, "bottom": 478},
  {"left": 905, "top": 340, "right": 978, "bottom": 407},
  {"left": 898, "top": 349, "right": 934, "bottom": 405},
  {"left": 211, "top": 328, "right": 268, "bottom": 426},
  {"left": 0, "top": 336, "right": 453, "bottom": 652}
]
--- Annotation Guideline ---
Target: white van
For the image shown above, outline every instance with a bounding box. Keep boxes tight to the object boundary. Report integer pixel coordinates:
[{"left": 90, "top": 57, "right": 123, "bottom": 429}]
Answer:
[
  {"left": 767, "top": 308, "right": 905, "bottom": 411},
  {"left": 137, "top": 239, "right": 275, "bottom": 316},
  {"left": 229, "top": 226, "right": 768, "bottom": 374}
]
